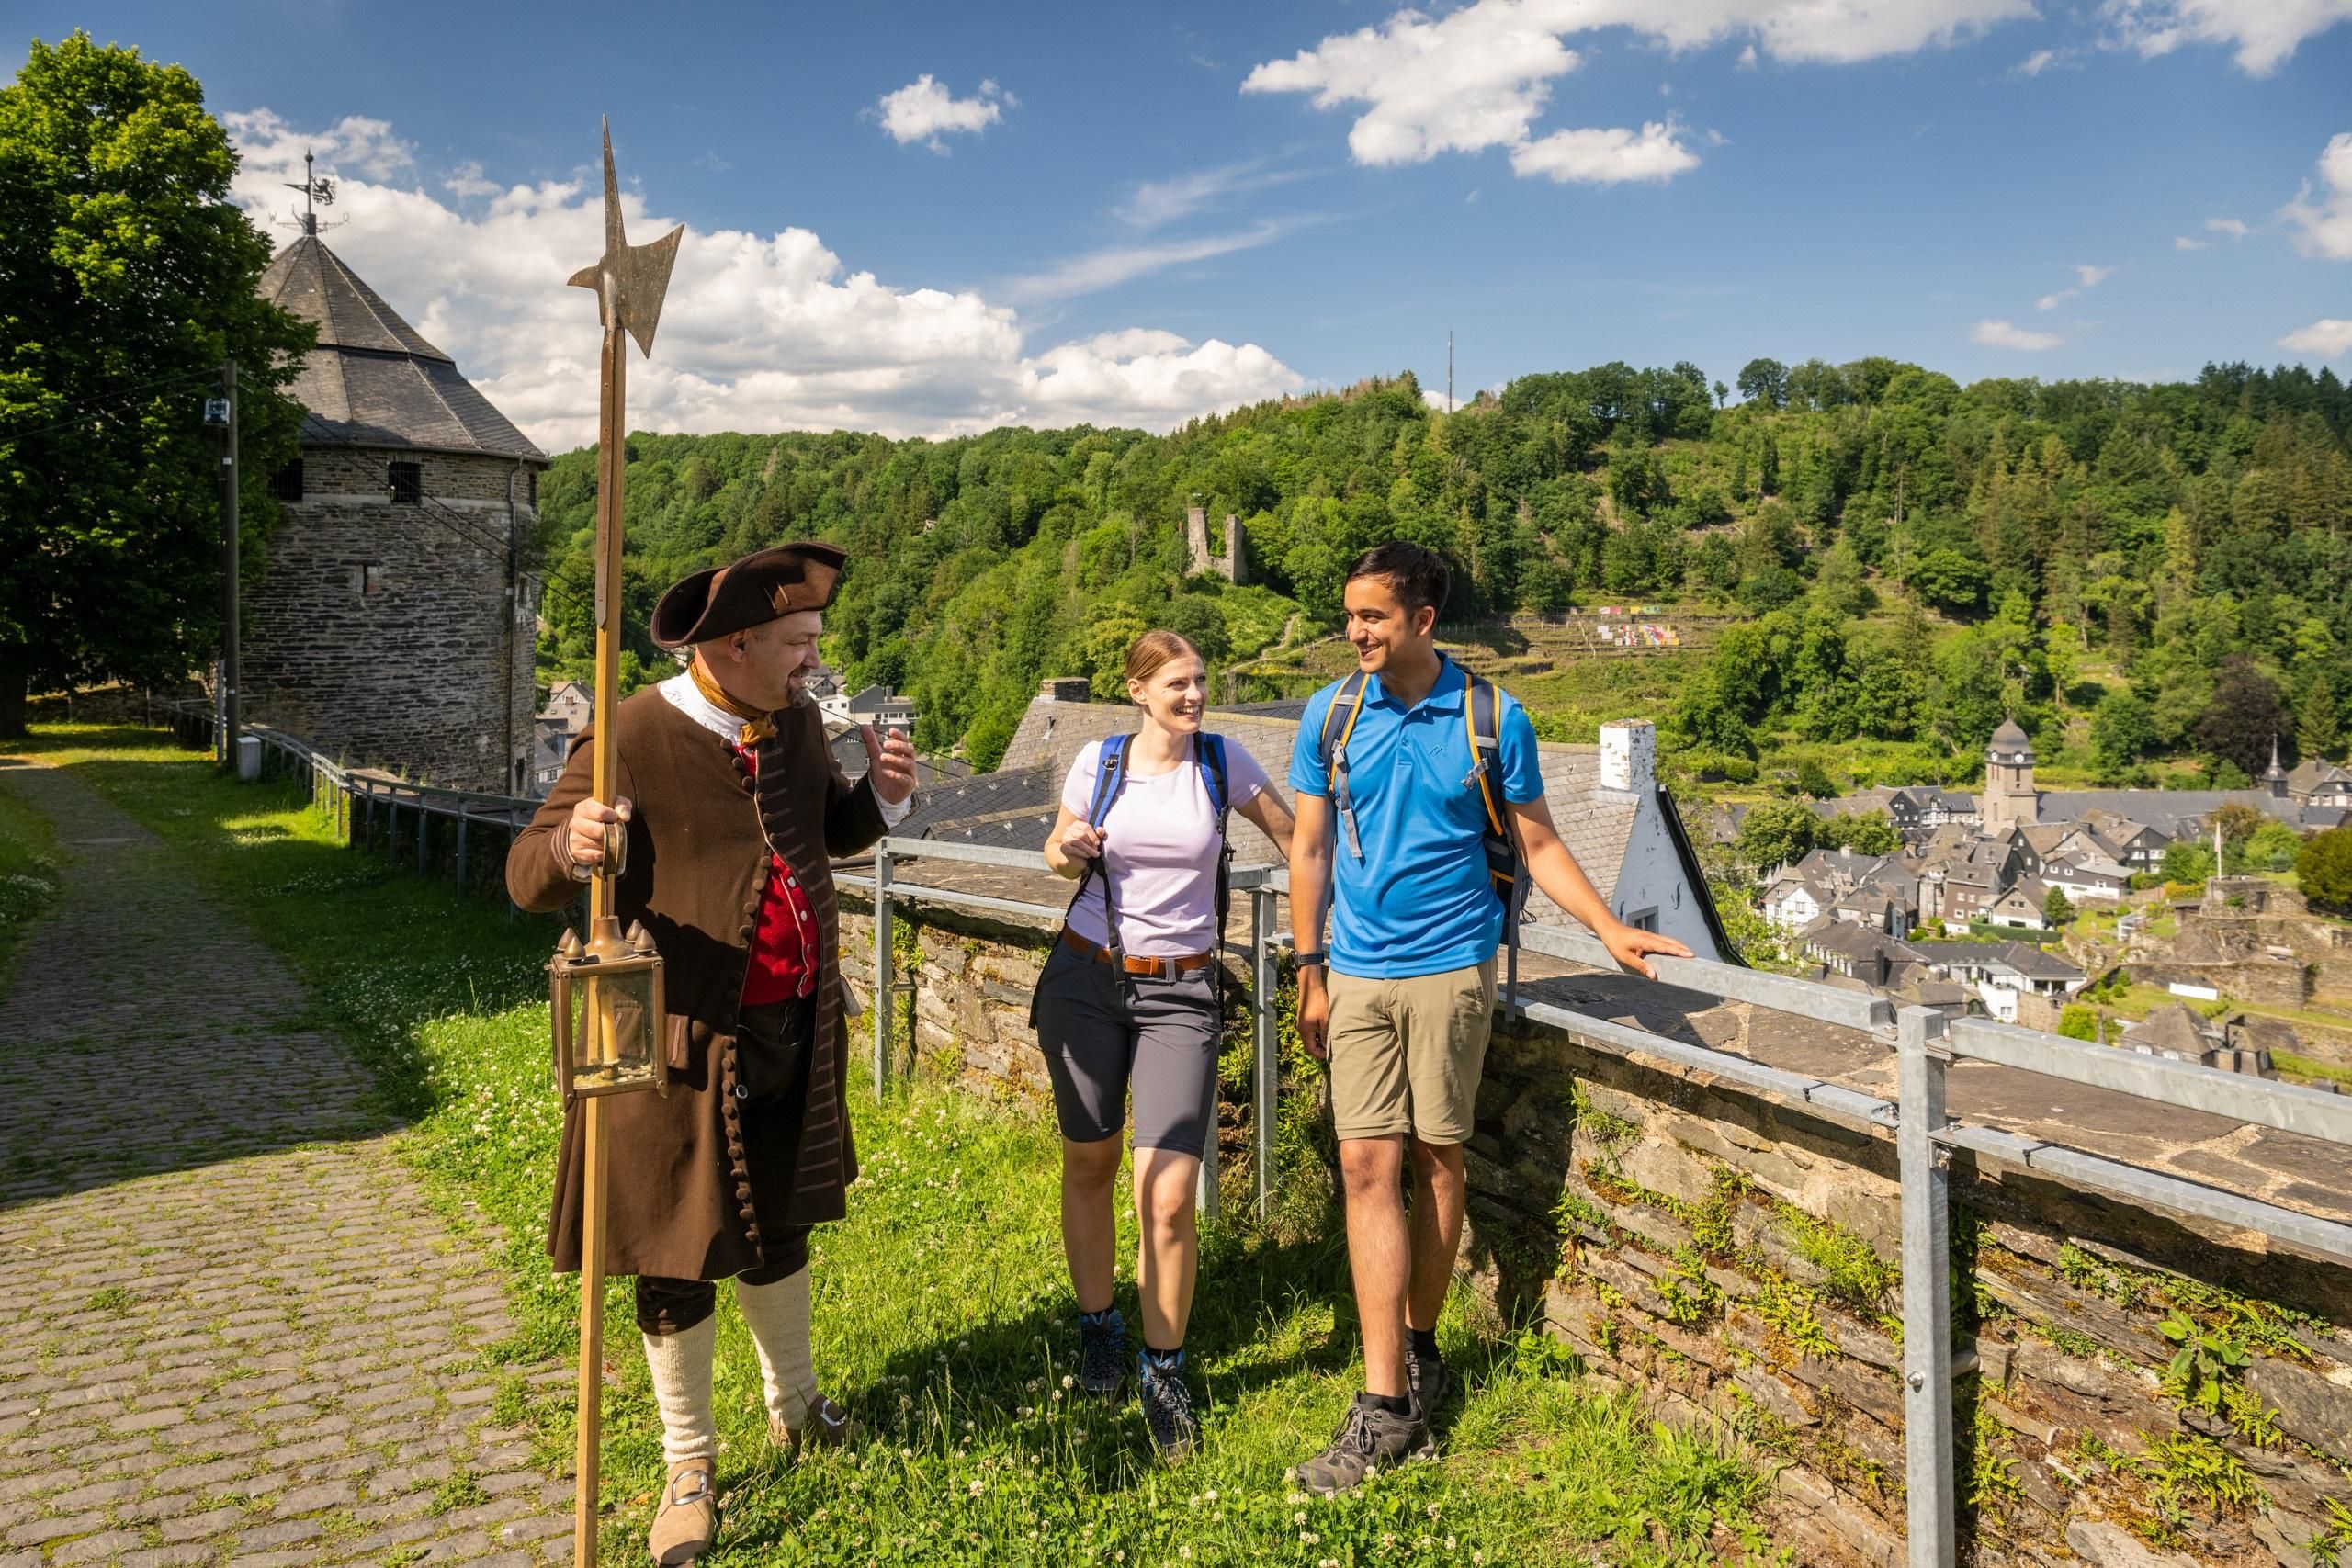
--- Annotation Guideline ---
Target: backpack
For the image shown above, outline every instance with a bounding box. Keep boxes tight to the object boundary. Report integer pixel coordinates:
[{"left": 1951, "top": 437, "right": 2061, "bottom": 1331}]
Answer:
[
  {"left": 1063, "top": 731, "right": 1235, "bottom": 1005},
  {"left": 1317, "top": 665, "right": 1530, "bottom": 941}
]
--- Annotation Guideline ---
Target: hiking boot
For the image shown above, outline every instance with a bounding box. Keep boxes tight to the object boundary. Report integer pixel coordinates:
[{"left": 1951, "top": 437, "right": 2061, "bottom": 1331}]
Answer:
[
  {"left": 769, "top": 1393, "right": 857, "bottom": 1455},
  {"left": 1406, "top": 1342, "right": 1453, "bottom": 1422},
  {"left": 1079, "top": 1309, "right": 1126, "bottom": 1400},
  {"left": 1291, "top": 1396, "right": 1430, "bottom": 1496},
  {"left": 1138, "top": 1359, "right": 1199, "bottom": 1464},
  {"left": 648, "top": 1458, "right": 718, "bottom": 1565}
]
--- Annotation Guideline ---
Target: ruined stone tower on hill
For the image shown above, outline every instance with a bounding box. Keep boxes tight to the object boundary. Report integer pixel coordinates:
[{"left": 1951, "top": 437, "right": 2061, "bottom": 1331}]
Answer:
[{"left": 245, "top": 235, "right": 548, "bottom": 792}]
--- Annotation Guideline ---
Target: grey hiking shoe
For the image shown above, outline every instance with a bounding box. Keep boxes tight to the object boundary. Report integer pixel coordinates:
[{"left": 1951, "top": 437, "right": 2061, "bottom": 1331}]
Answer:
[
  {"left": 1291, "top": 1396, "right": 1430, "bottom": 1496},
  {"left": 1138, "top": 1359, "right": 1199, "bottom": 1464},
  {"left": 1079, "top": 1309, "right": 1126, "bottom": 1399},
  {"left": 1406, "top": 1343, "right": 1452, "bottom": 1422}
]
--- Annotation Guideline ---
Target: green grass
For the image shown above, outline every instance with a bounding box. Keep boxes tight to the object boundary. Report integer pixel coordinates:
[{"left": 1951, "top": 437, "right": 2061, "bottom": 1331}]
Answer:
[
  {"left": 0, "top": 767, "right": 61, "bottom": 986},
  {"left": 3, "top": 722, "right": 1776, "bottom": 1567}
]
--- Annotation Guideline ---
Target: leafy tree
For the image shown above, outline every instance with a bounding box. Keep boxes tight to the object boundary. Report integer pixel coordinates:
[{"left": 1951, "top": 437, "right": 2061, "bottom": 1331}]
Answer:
[
  {"left": 2163, "top": 840, "right": 2216, "bottom": 884},
  {"left": 2058, "top": 1005, "right": 2099, "bottom": 1042},
  {"left": 1796, "top": 758, "right": 1838, "bottom": 798},
  {"left": 2297, "top": 827, "right": 2352, "bottom": 910},
  {"left": 1818, "top": 809, "right": 1901, "bottom": 855},
  {"left": 1905, "top": 548, "right": 1989, "bottom": 615},
  {"left": 2090, "top": 690, "right": 2157, "bottom": 777},
  {"left": 2301, "top": 673, "right": 2342, "bottom": 761},
  {"left": 2243, "top": 818, "right": 2305, "bottom": 873},
  {"left": 0, "top": 33, "right": 311, "bottom": 733},
  {"left": 1736, "top": 358, "right": 1789, "bottom": 408},
  {"left": 1736, "top": 800, "right": 1818, "bottom": 872},
  {"left": 2194, "top": 656, "right": 2289, "bottom": 782},
  {"left": 2041, "top": 886, "right": 2075, "bottom": 927}
]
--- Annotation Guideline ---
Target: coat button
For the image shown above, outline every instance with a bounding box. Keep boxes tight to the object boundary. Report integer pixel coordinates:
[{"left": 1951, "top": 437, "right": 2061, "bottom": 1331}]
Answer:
[
  {"left": 740, "top": 924, "right": 755, "bottom": 942},
  {"left": 733, "top": 1083, "right": 749, "bottom": 1100},
  {"left": 735, "top": 1183, "right": 753, "bottom": 1201}
]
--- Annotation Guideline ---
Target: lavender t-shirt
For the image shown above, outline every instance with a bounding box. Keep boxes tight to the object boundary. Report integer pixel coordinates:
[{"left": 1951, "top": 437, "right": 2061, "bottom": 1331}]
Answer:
[{"left": 1059, "top": 737, "right": 1270, "bottom": 957}]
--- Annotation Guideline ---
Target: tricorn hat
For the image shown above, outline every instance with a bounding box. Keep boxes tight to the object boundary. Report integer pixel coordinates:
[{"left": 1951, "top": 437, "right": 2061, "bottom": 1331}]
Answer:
[{"left": 650, "top": 542, "right": 847, "bottom": 649}]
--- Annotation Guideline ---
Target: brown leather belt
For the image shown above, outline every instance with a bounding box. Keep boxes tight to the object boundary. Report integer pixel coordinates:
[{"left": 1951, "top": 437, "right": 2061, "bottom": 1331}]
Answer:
[{"left": 1059, "top": 925, "right": 1214, "bottom": 976}]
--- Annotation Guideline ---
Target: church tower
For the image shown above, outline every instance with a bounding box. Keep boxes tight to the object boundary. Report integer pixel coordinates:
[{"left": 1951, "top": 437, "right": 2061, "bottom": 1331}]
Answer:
[{"left": 1981, "top": 716, "right": 2039, "bottom": 834}]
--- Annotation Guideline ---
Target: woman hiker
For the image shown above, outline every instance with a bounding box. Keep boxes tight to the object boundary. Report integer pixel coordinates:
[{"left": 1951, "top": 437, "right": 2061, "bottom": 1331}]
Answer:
[{"left": 1035, "top": 629, "right": 1295, "bottom": 1461}]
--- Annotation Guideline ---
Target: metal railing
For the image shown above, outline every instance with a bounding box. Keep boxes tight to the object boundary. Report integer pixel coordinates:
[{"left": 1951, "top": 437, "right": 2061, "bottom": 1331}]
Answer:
[{"left": 162, "top": 697, "right": 539, "bottom": 906}]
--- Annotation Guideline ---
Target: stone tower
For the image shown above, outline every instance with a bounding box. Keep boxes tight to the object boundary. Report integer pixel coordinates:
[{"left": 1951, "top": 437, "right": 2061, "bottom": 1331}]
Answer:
[
  {"left": 1182, "top": 505, "right": 1245, "bottom": 583},
  {"left": 1981, "top": 716, "right": 2039, "bottom": 834},
  {"left": 244, "top": 235, "right": 549, "bottom": 792}
]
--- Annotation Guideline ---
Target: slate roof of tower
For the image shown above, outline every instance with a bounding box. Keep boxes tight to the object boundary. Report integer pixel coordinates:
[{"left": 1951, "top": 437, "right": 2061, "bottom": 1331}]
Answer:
[{"left": 258, "top": 236, "right": 547, "bottom": 464}]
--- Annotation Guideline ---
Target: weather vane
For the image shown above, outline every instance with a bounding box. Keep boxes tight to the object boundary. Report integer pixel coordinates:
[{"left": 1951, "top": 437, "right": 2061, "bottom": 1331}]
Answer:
[
  {"left": 552, "top": 117, "right": 684, "bottom": 1568},
  {"left": 282, "top": 150, "right": 338, "bottom": 236}
]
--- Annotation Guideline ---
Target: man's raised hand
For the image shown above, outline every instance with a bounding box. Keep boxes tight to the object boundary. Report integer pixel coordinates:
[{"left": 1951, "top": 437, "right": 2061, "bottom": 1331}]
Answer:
[{"left": 862, "top": 723, "right": 919, "bottom": 806}]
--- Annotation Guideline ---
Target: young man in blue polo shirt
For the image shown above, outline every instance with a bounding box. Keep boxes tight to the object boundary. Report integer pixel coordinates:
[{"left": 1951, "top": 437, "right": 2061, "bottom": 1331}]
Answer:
[{"left": 1285, "top": 542, "right": 1690, "bottom": 1494}]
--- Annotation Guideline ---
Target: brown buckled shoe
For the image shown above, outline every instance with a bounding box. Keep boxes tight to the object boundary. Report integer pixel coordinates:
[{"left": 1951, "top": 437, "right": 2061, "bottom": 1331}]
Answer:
[
  {"left": 648, "top": 1458, "right": 718, "bottom": 1565},
  {"left": 770, "top": 1393, "right": 857, "bottom": 1454}
]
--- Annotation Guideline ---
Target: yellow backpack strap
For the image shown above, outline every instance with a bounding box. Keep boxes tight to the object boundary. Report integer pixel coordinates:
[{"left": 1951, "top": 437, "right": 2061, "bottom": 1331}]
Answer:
[{"left": 1322, "top": 672, "right": 1371, "bottom": 860}]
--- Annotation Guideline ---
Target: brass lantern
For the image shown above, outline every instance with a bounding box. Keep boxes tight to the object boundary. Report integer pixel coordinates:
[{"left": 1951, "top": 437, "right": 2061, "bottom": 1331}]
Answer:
[{"left": 549, "top": 915, "right": 668, "bottom": 1100}]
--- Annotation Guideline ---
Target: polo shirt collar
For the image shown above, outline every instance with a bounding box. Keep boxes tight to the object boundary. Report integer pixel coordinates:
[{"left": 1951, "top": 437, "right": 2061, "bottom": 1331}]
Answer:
[{"left": 1366, "top": 650, "right": 1466, "bottom": 716}]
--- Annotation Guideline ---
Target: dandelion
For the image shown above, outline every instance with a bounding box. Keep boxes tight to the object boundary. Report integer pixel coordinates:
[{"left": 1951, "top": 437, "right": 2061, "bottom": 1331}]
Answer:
[
  {"left": 1062, "top": 1374, "right": 1076, "bottom": 1390},
  {"left": 1052, "top": 1390, "right": 1064, "bottom": 1404}
]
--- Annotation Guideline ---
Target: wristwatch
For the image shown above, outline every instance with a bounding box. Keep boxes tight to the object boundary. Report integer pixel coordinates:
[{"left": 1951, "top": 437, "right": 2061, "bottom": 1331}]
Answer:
[{"left": 1294, "top": 951, "right": 1328, "bottom": 968}]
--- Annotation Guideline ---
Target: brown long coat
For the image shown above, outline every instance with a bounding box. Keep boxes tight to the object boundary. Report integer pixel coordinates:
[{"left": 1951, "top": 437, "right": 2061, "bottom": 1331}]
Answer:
[{"left": 507, "top": 686, "right": 888, "bottom": 1280}]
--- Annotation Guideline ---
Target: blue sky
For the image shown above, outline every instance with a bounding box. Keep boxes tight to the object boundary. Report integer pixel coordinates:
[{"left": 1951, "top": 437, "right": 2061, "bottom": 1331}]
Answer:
[{"left": 15, "top": 1, "right": 2352, "bottom": 447}]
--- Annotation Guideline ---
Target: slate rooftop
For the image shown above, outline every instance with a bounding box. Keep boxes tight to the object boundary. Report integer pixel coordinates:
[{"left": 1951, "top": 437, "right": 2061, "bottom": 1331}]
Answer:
[{"left": 259, "top": 235, "right": 547, "bottom": 464}]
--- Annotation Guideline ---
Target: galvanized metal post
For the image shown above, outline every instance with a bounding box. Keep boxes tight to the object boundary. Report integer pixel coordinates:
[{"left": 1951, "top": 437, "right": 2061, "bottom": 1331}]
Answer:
[
  {"left": 1896, "top": 1004, "right": 1956, "bottom": 1568},
  {"left": 873, "top": 844, "right": 893, "bottom": 1095},
  {"left": 1252, "top": 886, "right": 1277, "bottom": 1222}
]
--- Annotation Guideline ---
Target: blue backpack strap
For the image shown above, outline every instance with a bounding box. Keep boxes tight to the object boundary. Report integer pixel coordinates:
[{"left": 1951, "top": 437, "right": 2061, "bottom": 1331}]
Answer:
[
  {"left": 1086, "top": 733, "right": 1134, "bottom": 828},
  {"left": 1197, "top": 733, "right": 1230, "bottom": 819}
]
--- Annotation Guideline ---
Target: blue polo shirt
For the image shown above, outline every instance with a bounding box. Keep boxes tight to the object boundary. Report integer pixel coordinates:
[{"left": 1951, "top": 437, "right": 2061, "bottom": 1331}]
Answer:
[{"left": 1289, "top": 654, "right": 1545, "bottom": 979}]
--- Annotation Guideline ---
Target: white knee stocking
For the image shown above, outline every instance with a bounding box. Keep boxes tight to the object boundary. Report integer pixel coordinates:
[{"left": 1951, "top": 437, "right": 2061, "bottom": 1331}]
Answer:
[
  {"left": 733, "top": 1267, "right": 816, "bottom": 1431},
  {"left": 641, "top": 1315, "right": 718, "bottom": 1467}
]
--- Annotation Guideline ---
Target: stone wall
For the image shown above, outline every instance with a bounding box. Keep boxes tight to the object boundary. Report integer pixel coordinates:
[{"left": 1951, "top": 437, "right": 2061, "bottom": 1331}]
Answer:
[
  {"left": 838, "top": 889, "right": 2352, "bottom": 1568},
  {"left": 243, "top": 445, "right": 541, "bottom": 792}
]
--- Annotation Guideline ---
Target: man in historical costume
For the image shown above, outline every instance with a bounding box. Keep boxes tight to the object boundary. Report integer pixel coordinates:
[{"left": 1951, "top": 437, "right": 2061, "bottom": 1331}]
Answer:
[{"left": 506, "top": 541, "right": 917, "bottom": 1565}]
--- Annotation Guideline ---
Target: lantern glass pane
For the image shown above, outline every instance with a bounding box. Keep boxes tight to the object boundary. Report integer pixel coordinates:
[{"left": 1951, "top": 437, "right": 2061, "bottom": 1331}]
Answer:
[{"left": 571, "top": 965, "right": 661, "bottom": 1093}]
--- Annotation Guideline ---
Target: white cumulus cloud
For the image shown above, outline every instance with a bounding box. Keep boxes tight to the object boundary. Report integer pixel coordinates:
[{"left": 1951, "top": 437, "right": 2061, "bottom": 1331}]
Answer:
[
  {"left": 1973, "top": 319, "right": 2064, "bottom": 350},
  {"left": 870, "top": 75, "right": 1013, "bottom": 152},
  {"left": 223, "top": 111, "right": 1299, "bottom": 448},
  {"left": 2279, "top": 319, "right": 2352, "bottom": 356},
  {"left": 2101, "top": 0, "right": 2352, "bottom": 74},
  {"left": 2173, "top": 234, "right": 2208, "bottom": 249},
  {"left": 2206, "top": 216, "right": 2252, "bottom": 237},
  {"left": 1510, "top": 120, "right": 1702, "bottom": 184},
  {"left": 2283, "top": 133, "right": 2352, "bottom": 260},
  {"left": 1243, "top": 0, "right": 2032, "bottom": 185},
  {"left": 2074, "top": 263, "right": 2115, "bottom": 286}
]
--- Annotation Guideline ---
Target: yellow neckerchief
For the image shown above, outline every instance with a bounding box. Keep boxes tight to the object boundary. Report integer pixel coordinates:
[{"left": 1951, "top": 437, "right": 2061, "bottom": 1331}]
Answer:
[{"left": 688, "top": 658, "right": 776, "bottom": 748}]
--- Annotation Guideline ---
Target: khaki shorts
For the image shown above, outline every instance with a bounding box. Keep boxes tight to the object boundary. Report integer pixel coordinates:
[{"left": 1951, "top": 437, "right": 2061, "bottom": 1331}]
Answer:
[{"left": 1325, "top": 959, "right": 1497, "bottom": 1145}]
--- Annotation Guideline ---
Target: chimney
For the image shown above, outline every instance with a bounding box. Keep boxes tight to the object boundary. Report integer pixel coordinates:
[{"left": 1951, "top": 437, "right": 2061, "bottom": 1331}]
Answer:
[
  {"left": 1599, "top": 719, "right": 1656, "bottom": 794},
  {"left": 1040, "top": 677, "right": 1091, "bottom": 704}
]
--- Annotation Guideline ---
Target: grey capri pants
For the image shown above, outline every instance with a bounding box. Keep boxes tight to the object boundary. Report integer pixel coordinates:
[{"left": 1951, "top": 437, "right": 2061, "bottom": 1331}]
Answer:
[{"left": 1031, "top": 941, "right": 1222, "bottom": 1159}]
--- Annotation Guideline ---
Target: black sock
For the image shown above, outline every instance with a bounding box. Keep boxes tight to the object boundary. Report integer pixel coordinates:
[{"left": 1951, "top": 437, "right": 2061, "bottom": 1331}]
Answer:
[
  {"left": 1408, "top": 1327, "right": 1441, "bottom": 1365},
  {"left": 1140, "top": 1342, "right": 1184, "bottom": 1373},
  {"left": 1358, "top": 1390, "right": 1412, "bottom": 1418}
]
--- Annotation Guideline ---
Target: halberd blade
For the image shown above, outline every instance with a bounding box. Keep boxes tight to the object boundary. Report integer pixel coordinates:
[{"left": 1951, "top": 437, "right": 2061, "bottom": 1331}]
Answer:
[{"left": 567, "top": 117, "right": 685, "bottom": 357}]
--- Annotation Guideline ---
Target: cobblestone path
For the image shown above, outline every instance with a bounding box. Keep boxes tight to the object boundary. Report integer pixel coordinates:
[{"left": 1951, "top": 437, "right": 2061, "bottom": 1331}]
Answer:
[{"left": 0, "top": 758, "right": 574, "bottom": 1566}]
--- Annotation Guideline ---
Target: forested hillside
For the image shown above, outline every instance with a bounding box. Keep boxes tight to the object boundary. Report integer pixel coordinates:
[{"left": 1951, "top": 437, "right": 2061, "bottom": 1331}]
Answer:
[{"left": 535, "top": 358, "right": 2352, "bottom": 780}]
